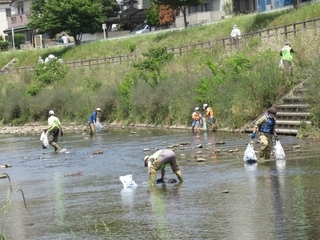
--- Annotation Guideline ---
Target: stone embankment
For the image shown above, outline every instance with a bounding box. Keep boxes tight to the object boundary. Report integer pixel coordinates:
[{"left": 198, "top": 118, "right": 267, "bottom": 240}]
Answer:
[{"left": 0, "top": 122, "right": 193, "bottom": 135}]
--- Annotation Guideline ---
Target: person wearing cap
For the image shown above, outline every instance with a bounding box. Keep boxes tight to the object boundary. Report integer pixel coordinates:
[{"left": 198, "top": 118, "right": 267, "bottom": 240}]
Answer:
[
  {"left": 44, "top": 110, "right": 63, "bottom": 152},
  {"left": 230, "top": 25, "right": 241, "bottom": 42},
  {"left": 203, "top": 103, "right": 215, "bottom": 132},
  {"left": 251, "top": 106, "right": 278, "bottom": 160},
  {"left": 144, "top": 149, "right": 183, "bottom": 185},
  {"left": 192, "top": 107, "right": 202, "bottom": 134},
  {"left": 88, "top": 108, "right": 102, "bottom": 135},
  {"left": 280, "top": 41, "right": 295, "bottom": 75},
  {"left": 38, "top": 57, "right": 44, "bottom": 64}
]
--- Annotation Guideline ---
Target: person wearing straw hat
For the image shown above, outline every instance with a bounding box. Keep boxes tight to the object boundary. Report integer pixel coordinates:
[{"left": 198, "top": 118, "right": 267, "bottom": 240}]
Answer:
[
  {"left": 144, "top": 149, "right": 183, "bottom": 185},
  {"left": 192, "top": 107, "right": 202, "bottom": 134},
  {"left": 88, "top": 108, "right": 102, "bottom": 135}
]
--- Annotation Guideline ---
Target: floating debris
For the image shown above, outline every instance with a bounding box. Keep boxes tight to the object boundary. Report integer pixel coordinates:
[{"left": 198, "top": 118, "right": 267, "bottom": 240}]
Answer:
[{"left": 64, "top": 171, "right": 83, "bottom": 177}]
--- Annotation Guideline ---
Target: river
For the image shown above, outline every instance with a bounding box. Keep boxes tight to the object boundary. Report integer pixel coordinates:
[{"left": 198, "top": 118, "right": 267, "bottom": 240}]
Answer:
[{"left": 0, "top": 128, "right": 320, "bottom": 239}]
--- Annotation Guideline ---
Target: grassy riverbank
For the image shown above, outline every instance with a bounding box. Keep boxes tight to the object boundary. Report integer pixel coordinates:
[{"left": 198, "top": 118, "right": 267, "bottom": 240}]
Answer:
[{"left": 0, "top": 2, "right": 320, "bottom": 137}]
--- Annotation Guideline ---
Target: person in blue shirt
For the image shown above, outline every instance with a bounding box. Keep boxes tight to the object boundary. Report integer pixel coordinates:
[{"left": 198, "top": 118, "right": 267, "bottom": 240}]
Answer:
[
  {"left": 88, "top": 108, "right": 101, "bottom": 135},
  {"left": 251, "top": 106, "right": 278, "bottom": 160}
]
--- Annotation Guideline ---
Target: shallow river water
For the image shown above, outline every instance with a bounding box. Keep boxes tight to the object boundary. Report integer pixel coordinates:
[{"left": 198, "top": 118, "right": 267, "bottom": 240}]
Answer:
[{"left": 0, "top": 128, "right": 320, "bottom": 240}]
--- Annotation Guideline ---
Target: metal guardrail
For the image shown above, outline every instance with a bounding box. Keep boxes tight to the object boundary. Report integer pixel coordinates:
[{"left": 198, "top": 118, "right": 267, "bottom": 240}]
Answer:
[{"left": 1, "top": 17, "right": 319, "bottom": 75}]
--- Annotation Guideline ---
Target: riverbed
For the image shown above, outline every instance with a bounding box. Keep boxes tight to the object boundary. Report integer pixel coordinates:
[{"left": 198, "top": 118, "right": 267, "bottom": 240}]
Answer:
[{"left": 1, "top": 128, "right": 320, "bottom": 239}]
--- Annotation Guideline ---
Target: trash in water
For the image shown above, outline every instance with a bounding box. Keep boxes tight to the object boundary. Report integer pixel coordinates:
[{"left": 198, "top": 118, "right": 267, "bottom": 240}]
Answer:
[{"left": 119, "top": 174, "right": 137, "bottom": 188}]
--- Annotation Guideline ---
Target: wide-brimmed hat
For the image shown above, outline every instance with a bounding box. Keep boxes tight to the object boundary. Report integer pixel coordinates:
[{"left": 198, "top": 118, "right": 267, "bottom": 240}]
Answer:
[{"left": 96, "top": 108, "right": 101, "bottom": 112}]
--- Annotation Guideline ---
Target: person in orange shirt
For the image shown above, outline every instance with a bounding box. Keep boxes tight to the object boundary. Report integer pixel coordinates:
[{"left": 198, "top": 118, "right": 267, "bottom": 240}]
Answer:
[
  {"left": 203, "top": 103, "right": 215, "bottom": 132},
  {"left": 191, "top": 107, "right": 202, "bottom": 134}
]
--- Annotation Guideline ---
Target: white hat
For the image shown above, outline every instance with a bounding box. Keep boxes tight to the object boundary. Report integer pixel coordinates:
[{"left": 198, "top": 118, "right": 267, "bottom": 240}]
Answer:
[
  {"left": 195, "top": 107, "right": 200, "bottom": 111},
  {"left": 96, "top": 108, "right": 101, "bottom": 112},
  {"left": 233, "top": 25, "right": 238, "bottom": 28},
  {"left": 49, "top": 110, "right": 54, "bottom": 115},
  {"left": 143, "top": 156, "right": 149, "bottom": 166},
  {"left": 203, "top": 103, "right": 208, "bottom": 110}
]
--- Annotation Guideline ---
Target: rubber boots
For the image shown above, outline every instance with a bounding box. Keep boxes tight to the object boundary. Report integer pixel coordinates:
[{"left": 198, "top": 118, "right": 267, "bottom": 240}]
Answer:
[{"left": 175, "top": 170, "right": 184, "bottom": 183}]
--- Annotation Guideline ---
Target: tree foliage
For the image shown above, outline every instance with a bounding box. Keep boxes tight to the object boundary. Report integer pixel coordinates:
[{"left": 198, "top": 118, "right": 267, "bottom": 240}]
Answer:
[
  {"left": 26, "top": 59, "right": 69, "bottom": 96},
  {"left": 27, "top": 0, "right": 109, "bottom": 45},
  {"left": 14, "top": 34, "right": 26, "bottom": 49},
  {"left": 146, "top": 3, "right": 160, "bottom": 27},
  {"left": 159, "top": 5, "right": 175, "bottom": 26},
  {"left": 151, "top": 0, "right": 203, "bottom": 28}
]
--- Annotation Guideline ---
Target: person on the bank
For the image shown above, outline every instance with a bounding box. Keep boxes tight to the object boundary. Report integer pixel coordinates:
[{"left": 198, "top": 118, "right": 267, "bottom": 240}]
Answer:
[
  {"left": 192, "top": 107, "right": 202, "bottom": 134},
  {"left": 251, "top": 106, "right": 278, "bottom": 160},
  {"left": 203, "top": 103, "right": 215, "bottom": 132},
  {"left": 144, "top": 149, "right": 183, "bottom": 185},
  {"left": 280, "top": 41, "right": 295, "bottom": 75},
  {"left": 45, "top": 110, "right": 63, "bottom": 152},
  {"left": 88, "top": 108, "right": 101, "bottom": 135}
]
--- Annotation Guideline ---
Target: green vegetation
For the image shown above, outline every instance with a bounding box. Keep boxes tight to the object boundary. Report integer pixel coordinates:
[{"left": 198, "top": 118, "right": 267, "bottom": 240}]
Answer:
[
  {"left": 0, "top": 174, "right": 28, "bottom": 240},
  {"left": 0, "top": 2, "right": 320, "bottom": 134}
]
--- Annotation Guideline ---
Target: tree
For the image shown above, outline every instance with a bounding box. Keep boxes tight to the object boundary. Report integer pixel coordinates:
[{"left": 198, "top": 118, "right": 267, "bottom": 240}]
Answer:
[
  {"left": 14, "top": 34, "right": 25, "bottom": 49},
  {"left": 27, "top": 0, "right": 106, "bottom": 45},
  {"left": 146, "top": 4, "right": 160, "bottom": 28},
  {"left": 96, "top": 0, "right": 120, "bottom": 18},
  {"left": 151, "top": 0, "right": 203, "bottom": 28},
  {"left": 159, "top": 5, "right": 175, "bottom": 26}
]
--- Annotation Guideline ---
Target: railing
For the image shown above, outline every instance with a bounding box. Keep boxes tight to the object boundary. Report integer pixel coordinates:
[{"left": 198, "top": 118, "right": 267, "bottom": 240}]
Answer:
[{"left": 1, "top": 17, "right": 319, "bottom": 75}]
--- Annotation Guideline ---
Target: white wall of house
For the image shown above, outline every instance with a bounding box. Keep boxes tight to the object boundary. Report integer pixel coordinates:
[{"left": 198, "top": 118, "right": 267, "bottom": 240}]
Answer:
[
  {"left": 175, "top": 0, "right": 225, "bottom": 28},
  {"left": 0, "top": 1, "right": 11, "bottom": 39}
]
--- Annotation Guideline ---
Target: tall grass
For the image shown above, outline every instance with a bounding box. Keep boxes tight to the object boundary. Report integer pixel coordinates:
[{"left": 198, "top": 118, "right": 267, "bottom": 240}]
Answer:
[
  {"left": 0, "top": 2, "right": 320, "bottom": 129},
  {"left": 0, "top": 174, "right": 27, "bottom": 240}
]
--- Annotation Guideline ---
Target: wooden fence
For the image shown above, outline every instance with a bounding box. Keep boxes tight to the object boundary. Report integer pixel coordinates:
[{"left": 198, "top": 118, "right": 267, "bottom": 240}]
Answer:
[{"left": 1, "top": 17, "right": 319, "bottom": 75}]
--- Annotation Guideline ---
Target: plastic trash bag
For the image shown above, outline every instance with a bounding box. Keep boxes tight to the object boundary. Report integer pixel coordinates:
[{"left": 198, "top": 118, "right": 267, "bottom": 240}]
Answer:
[
  {"left": 274, "top": 140, "right": 285, "bottom": 159},
  {"left": 202, "top": 117, "right": 207, "bottom": 130},
  {"left": 119, "top": 175, "right": 137, "bottom": 188},
  {"left": 243, "top": 143, "right": 257, "bottom": 162},
  {"left": 95, "top": 118, "right": 102, "bottom": 132},
  {"left": 40, "top": 131, "right": 49, "bottom": 149},
  {"left": 279, "top": 58, "right": 284, "bottom": 69}
]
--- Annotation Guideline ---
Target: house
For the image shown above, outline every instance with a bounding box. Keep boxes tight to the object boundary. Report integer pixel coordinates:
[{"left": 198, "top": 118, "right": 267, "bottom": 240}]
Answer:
[
  {"left": 0, "top": 0, "right": 11, "bottom": 40},
  {"left": 3, "top": 0, "right": 34, "bottom": 48}
]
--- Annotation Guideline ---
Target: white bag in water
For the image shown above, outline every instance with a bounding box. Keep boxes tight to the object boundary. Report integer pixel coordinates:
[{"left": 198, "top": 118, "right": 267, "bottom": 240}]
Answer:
[
  {"left": 40, "top": 131, "right": 49, "bottom": 149},
  {"left": 95, "top": 118, "right": 102, "bottom": 132},
  {"left": 119, "top": 175, "right": 137, "bottom": 188},
  {"left": 202, "top": 117, "right": 207, "bottom": 131},
  {"left": 274, "top": 140, "right": 285, "bottom": 159},
  {"left": 243, "top": 143, "right": 257, "bottom": 162}
]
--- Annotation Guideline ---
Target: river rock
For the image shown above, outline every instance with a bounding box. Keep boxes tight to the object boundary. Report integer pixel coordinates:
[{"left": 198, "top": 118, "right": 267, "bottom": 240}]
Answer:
[
  {"left": 93, "top": 150, "right": 103, "bottom": 154},
  {"left": 196, "top": 158, "right": 206, "bottom": 162}
]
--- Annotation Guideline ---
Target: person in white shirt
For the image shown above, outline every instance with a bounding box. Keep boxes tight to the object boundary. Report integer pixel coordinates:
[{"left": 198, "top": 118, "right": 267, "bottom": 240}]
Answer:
[
  {"left": 62, "top": 34, "right": 68, "bottom": 44},
  {"left": 230, "top": 25, "right": 241, "bottom": 41}
]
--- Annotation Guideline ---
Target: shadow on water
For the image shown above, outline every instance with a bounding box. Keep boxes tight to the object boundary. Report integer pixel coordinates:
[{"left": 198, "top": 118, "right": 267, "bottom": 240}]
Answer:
[{"left": 1, "top": 128, "right": 320, "bottom": 239}]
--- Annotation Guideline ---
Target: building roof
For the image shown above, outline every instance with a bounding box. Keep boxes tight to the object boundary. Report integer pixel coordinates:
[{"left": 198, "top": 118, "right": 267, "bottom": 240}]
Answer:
[
  {"left": 3, "top": 25, "right": 28, "bottom": 33},
  {"left": 106, "top": 7, "right": 147, "bottom": 24}
]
